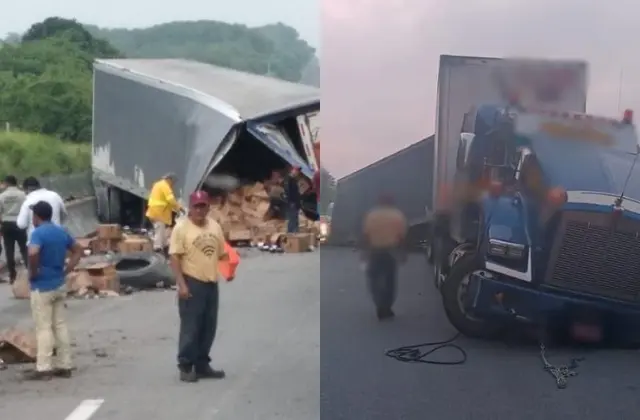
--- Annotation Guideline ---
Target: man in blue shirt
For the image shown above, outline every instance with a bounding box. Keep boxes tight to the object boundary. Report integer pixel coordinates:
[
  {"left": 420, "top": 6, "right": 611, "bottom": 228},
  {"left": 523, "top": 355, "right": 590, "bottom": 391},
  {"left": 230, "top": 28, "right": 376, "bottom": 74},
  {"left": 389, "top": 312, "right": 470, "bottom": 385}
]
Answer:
[{"left": 25, "top": 201, "right": 83, "bottom": 381}]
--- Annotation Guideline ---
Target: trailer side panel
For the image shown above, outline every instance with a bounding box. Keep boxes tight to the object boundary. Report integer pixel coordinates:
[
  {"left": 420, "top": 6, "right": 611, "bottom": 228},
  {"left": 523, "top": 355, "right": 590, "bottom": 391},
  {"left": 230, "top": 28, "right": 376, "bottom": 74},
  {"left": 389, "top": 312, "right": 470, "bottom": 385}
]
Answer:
[{"left": 330, "top": 137, "right": 434, "bottom": 245}]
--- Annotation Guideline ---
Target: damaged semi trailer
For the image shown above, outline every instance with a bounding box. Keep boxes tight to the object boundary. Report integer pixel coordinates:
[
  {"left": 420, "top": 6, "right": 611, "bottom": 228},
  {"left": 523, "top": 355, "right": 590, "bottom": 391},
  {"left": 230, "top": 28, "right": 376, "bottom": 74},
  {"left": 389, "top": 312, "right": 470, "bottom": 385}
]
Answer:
[{"left": 91, "top": 58, "right": 320, "bottom": 226}]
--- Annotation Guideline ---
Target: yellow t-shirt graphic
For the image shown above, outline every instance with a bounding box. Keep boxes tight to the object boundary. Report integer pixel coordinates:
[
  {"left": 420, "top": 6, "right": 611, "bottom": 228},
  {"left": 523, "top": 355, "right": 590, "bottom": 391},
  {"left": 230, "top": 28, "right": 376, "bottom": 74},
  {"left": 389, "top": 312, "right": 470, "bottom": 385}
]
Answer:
[{"left": 169, "top": 218, "right": 227, "bottom": 282}]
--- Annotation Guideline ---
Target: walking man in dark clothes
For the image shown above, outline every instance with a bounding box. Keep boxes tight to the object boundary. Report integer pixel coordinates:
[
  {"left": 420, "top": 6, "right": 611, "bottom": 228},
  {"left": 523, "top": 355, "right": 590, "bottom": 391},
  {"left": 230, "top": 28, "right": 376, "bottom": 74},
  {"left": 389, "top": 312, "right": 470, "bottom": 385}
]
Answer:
[
  {"left": 169, "top": 190, "right": 229, "bottom": 383},
  {"left": 361, "top": 194, "right": 408, "bottom": 320},
  {"left": 284, "top": 166, "right": 301, "bottom": 233},
  {"left": 0, "top": 175, "right": 28, "bottom": 283}
]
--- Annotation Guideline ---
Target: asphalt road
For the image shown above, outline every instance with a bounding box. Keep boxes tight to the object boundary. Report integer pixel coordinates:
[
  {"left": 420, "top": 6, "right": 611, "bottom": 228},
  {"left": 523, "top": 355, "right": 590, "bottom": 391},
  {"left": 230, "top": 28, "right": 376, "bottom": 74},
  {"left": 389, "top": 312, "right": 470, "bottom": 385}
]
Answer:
[
  {"left": 0, "top": 250, "right": 320, "bottom": 420},
  {"left": 320, "top": 247, "right": 640, "bottom": 420}
]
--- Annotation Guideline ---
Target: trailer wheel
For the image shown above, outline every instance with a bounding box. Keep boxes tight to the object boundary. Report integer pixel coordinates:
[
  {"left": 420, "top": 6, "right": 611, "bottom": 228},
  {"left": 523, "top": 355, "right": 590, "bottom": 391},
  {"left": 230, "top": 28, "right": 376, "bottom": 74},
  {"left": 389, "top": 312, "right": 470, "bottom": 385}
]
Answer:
[
  {"left": 441, "top": 253, "right": 503, "bottom": 340},
  {"left": 95, "top": 185, "right": 110, "bottom": 223}
]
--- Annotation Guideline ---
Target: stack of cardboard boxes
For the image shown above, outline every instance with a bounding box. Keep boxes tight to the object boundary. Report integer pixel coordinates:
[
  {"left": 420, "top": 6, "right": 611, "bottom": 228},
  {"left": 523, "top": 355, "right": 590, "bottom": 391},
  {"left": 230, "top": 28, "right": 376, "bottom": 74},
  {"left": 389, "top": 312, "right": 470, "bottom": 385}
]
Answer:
[
  {"left": 12, "top": 259, "right": 120, "bottom": 300},
  {"left": 208, "top": 182, "right": 319, "bottom": 247},
  {"left": 89, "top": 224, "right": 153, "bottom": 254}
]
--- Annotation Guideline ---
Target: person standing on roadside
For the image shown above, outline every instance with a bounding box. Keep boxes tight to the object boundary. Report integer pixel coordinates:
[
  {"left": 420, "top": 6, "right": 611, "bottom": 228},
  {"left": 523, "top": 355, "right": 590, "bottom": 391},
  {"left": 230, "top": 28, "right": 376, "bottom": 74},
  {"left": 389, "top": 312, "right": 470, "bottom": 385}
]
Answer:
[
  {"left": 169, "top": 190, "right": 229, "bottom": 383},
  {"left": 0, "top": 175, "right": 28, "bottom": 283},
  {"left": 361, "top": 194, "right": 408, "bottom": 321},
  {"left": 283, "top": 166, "right": 301, "bottom": 233},
  {"left": 146, "top": 173, "right": 184, "bottom": 256},
  {"left": 16, "top": 177, "right": 67, "bottom": 241},
  {"left": 24, "top": 201, "right": 83, "bottom": 381}
]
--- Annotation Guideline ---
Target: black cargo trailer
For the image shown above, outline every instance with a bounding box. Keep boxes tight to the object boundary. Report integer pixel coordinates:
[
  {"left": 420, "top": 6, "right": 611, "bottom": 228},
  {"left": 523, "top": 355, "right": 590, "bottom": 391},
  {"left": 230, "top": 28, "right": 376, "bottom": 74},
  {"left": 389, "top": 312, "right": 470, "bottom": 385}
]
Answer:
[{"left": 329, "top": 136, "right": 434, "bottom": 246}]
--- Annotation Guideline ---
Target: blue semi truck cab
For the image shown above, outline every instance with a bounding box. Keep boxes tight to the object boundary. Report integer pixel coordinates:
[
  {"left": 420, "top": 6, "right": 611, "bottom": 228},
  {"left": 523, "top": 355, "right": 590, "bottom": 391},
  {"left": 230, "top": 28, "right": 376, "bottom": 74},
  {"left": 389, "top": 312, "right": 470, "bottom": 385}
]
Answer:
[{"left": 435, "top": 103, "right": 640, "bottom": 340}]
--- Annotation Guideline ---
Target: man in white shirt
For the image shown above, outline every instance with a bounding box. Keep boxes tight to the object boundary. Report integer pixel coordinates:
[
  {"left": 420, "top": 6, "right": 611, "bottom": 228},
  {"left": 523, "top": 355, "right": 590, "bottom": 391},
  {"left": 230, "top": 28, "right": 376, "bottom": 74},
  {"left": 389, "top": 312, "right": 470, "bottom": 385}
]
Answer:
[{"left": 16, "top": 177, "right": 67, "bottom": 240}]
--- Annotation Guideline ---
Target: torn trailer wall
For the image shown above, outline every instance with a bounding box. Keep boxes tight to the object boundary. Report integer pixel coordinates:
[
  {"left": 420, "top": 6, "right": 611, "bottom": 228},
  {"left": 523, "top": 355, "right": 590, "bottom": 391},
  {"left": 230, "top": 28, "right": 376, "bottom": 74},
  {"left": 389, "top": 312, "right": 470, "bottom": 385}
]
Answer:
[
  {"left": 92, "top": 59, "right": 320, "bottom": 202},
  {"left": 329, "top": 137, "right": 434, "bottom": 246}
]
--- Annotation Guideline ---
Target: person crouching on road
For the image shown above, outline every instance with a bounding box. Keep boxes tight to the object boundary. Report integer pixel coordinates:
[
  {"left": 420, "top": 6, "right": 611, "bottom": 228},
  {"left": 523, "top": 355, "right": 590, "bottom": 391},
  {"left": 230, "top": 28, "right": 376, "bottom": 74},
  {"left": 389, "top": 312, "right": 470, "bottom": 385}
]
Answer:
[
  {"left": 169, "top": 190, "right": 229, "bottom": 383},
  {"left": 284, "top": 165, "right": 301, "bottom": 233},
  {"left": 24, "top": 201, "right": 83, "bottom": 381},
  {"left": 361, "top": 194, "right": 408, "bottom": 321},
  {"left": 146, "top": 173, "right": 184, "bottom": 257}
]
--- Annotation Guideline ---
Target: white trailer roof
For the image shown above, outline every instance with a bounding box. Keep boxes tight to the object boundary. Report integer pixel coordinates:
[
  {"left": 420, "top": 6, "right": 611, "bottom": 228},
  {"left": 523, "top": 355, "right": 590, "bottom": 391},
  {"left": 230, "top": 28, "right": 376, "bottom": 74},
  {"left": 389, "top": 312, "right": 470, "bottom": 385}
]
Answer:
[{"left": 95, "top": 58, "right": 319, "bottom": 120}]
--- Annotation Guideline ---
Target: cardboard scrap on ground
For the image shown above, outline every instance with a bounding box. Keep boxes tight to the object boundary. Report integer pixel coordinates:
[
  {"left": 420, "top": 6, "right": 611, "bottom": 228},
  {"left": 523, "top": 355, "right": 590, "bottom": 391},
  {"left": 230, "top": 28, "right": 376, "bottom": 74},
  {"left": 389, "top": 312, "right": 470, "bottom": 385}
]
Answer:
[{"left": 0, "top": 328, "right": 37, "bottom": 364}]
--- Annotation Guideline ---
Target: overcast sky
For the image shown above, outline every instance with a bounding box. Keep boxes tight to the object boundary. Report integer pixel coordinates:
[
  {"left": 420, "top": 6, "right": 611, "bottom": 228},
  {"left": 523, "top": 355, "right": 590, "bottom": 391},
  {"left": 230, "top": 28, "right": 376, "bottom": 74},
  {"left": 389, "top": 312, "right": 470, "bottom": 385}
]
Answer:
[
  {"left": 2, "top": 0, "right": 319, "bottom": 50},
  {"left": 322, "top": 0, "right": 640, "bottom": 178}
]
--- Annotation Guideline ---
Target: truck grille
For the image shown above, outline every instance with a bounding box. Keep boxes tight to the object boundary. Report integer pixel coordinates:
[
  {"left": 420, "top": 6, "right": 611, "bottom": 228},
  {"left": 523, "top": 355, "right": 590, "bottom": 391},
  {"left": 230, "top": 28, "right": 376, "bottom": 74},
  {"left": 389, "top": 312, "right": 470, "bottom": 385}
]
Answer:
[{"left": 544, "top": 211, "right": 640, "bottom": 302}]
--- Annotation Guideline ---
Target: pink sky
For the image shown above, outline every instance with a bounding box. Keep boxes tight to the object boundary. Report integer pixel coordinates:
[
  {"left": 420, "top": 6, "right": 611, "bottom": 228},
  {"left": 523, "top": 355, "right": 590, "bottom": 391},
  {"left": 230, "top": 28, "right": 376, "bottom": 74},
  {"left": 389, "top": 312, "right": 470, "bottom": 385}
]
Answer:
[{"left": 321, "top": 0, "right": 640, "bottom": 178}]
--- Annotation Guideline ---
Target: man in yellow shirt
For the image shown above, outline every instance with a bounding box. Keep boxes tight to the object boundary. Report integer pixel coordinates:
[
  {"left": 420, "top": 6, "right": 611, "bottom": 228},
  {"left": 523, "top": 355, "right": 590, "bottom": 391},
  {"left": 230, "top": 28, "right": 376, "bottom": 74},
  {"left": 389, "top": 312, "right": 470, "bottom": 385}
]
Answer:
[
  {"left": 169, "top": 190, "right": 229, "bottom": 383},
  {"left": 146, "top": 173, "right": 183, "bottom": 255},
  {"left": 361, "top": 194, "right": 408, "bottom": 320}
]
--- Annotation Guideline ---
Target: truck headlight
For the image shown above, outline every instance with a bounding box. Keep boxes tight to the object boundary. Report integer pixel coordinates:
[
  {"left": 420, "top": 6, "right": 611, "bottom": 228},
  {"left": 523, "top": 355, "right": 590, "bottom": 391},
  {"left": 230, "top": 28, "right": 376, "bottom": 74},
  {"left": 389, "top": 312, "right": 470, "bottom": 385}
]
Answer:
[{"left": 488, "top": 239, "right": 525, "bottom": 259}]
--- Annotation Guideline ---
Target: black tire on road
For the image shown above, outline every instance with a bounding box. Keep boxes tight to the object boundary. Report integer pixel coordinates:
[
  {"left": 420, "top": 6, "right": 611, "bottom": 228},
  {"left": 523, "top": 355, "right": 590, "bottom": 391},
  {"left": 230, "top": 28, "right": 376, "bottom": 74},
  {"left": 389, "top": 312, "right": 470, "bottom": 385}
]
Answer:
[
  {"left": 114, "top": 251, "right": 175, "bottom": 289},
  {"left": 441, "top": 253, "right": 503, "bottom": 340}
]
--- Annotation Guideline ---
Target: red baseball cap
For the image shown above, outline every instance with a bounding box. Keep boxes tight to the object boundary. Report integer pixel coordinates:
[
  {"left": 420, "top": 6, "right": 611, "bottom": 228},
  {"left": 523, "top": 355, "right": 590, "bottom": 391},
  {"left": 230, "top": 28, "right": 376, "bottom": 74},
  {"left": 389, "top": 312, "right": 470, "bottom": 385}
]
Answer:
[{"left": 189, "top": 190, "right": 210, "bottom": 205}]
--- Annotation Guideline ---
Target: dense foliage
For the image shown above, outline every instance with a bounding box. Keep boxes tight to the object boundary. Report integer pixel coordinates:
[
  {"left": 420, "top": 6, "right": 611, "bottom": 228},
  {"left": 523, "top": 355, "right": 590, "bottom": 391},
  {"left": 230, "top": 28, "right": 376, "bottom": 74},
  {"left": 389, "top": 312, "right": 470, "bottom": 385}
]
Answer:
[
  {"left": 85, "top": 21, "right": 318, "bottom": 83},
  {"left": 0, "top": 17, "right": 116, "bottom": 145},
  {"left": 0, "top": 132, "right": 90, "bottom": 177},
  {"left": 0, "top": 17, "right": 317, "bottom": 177}
]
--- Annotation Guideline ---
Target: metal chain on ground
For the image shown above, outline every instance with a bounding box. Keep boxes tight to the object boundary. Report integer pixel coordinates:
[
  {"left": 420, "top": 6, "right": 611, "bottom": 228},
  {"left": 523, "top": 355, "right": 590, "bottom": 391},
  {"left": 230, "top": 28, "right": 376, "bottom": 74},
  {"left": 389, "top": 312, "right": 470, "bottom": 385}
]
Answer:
[{"left": 539, "top": 342, "right": 584, "bottom": 389}]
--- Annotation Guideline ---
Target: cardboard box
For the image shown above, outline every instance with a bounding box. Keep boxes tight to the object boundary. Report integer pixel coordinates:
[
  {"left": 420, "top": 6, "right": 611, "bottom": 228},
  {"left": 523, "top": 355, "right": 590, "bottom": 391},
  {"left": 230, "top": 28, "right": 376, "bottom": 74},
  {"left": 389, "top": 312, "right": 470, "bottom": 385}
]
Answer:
[
  {"left": 11, "top": 271, "right": 30, "bottom": 299},
  {"left": 84, "top": 262, "right": 120, "bottom": 293},
  {"left": 0, "top": 328, "right": 37, "bottom": 363},
  {"left": 90, "top": 238, "right": 119, "bottom": 254},
  {"left": 228, "top": 227, "right": 252, "bottom": 242},
  {"left": 76, "top": 237, "right": 93, "bottom": 250},
  {"left": 66, "top": 270, "right": 93, "bottom": 293},
  {"left": 118, "top": 236, "right": 153, "bottom": 253},
  {"left": 97, "top": 224, "right": 122, "bottom": 240},
  {"left": 282, "top": 233, "right": 313, "bottom": 253}
]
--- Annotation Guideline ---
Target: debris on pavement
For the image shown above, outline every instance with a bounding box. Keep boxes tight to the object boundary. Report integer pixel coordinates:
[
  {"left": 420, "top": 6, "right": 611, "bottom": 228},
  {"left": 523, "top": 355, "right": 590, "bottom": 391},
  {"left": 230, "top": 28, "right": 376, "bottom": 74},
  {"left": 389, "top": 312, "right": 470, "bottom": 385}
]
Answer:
[{"left": 0, "top": 328, "right": 37, "bottom": 365}]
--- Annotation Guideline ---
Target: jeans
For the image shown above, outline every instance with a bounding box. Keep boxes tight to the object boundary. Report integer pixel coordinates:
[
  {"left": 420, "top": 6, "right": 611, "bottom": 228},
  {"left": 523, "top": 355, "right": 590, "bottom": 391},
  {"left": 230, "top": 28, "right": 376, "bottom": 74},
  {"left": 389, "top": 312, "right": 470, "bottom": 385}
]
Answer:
[
  {"left": 366, "top": 249, "right": 398, "bottom": 311},
  {"left": 1, "top": 221, "right": 27, "bottom": 280},
  {"left": 177, "top": 276, "right": 219, "bottom": 370},
  {"left": 287, "top": 205, "right": 299, "bottom": 233}
]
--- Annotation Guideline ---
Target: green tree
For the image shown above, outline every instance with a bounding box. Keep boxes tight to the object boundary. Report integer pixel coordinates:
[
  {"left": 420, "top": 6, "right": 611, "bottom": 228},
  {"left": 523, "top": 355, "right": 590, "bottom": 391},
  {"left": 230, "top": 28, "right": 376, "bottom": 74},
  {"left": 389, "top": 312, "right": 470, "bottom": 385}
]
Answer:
[
  {"left": 23, "top": 17, "right": 122, "bottom": 58},
  {"left": 0, "top": 18, "right": 121, "bottom": 143},
  {"left": 85, "top": 20, "right": 317, "bottom": 82},
  {"left": 0, "top": 37, "right": 94, "bottom": 142}
]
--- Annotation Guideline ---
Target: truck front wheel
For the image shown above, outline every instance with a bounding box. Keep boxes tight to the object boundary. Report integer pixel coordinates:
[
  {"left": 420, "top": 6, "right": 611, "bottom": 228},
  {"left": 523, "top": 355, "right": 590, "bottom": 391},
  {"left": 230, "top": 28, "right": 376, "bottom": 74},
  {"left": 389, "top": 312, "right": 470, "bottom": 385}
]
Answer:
[{"left": 441, "top": 253, "right": 504, "bottom": 340}]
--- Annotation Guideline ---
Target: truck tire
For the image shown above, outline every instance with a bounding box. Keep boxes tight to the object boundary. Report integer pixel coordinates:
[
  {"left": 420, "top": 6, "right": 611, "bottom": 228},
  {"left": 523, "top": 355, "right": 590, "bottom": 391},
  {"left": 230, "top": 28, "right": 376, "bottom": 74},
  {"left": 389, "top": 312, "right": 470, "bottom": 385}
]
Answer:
[
  {"left": 94, "top": 185, "right": 110, "bottom": 223},
  {"left": 441, "top": 253, "right": 503, "bottom": 340},
  {"left": 432, "top": 237, "right": 449, "bottom": 290},
  {"left": 114, "top": 252, "right": 175, "bottom": 289}
]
